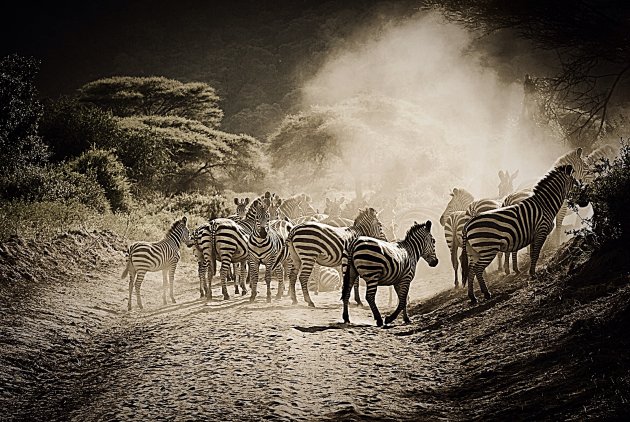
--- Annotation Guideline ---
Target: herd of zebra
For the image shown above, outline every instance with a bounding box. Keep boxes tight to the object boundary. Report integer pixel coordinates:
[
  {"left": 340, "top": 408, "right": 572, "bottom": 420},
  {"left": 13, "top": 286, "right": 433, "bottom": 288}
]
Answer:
[{"left": 121, "top": 144, "right": 617, "bottom": 325}]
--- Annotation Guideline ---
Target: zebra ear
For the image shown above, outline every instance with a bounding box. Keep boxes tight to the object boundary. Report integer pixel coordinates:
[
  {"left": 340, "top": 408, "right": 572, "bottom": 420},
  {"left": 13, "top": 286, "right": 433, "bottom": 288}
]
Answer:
[
  {"left": 181, "top": 216, "right": 187, "bottom": 225},
  {"left": 576, "top": 147, "right": 583, "bottom": 157},
  {"left": 498, "top": 170, "right": 505, "bottom": 180},
  {"left": 264, "top": 191, "right": 271, "bottom": 199},
  {"left": 245, "top": 197, "right": 250, "bottom": 205},
  {"left": 234, "top": 198, "right": 240, "bottom": 205},
  {"left": 511, "top": 169, "right": 519, "bottom": 180},
  {"left": 452, "top": 188, "right": 458, "bottom": 194},
  {"left": 426, "top": 220, "right": 432, "bottom": 230}
]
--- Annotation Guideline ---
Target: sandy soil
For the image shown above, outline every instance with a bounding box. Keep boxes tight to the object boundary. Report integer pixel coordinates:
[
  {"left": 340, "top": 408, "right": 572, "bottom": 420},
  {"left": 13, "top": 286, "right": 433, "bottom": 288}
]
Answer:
[{"left": 1, "top": 231, "right": 457, "bottom": 421}]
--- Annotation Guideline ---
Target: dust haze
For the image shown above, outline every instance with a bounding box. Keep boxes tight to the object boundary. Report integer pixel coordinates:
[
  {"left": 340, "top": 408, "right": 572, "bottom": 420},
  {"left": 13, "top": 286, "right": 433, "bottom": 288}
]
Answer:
[{"left": 299, "top": 12, "right": 567, "bottom": 205}]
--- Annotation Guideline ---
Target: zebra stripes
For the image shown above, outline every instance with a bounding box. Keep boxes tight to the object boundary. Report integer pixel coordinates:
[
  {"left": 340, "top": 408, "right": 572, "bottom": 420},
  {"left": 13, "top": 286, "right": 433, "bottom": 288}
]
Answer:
[
  {"left": 439, "top": 188, "right": 474, "bottom": 226},
  {"left": 248, "top": 197, "right": 289, "bottom": 303},
  {"left": 342, "top": 221, "right": 438, "bottom": 326},
  {"left": 498, "top": 189, "right": 533, "bottom": 274},
  {"left": 444, "top": 210, "right": 469, "bottom": 286},
  {"left": 278, "top": 207, "right": 386, "bottom": 307},
  {"left": 122, "top": 216, "right": 190, "bottom": 310},
  {"left": 192, "top": 197, "right": 272, "bottom": 300},
  {"left": 462, "top": 165, "right": 577, "bottom": 303}
]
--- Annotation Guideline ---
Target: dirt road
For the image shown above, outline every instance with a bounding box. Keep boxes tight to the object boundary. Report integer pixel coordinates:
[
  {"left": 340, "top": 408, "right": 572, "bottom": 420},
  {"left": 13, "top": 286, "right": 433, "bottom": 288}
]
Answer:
[{"left": 1, "top": 232, "right": 455, "bottom": 421}]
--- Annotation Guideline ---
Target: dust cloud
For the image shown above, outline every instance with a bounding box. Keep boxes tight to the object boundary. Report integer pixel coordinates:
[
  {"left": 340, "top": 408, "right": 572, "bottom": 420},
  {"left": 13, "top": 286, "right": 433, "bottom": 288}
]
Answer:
[{"left": 300, "top": 12, "right": 567, "bottom": 205}]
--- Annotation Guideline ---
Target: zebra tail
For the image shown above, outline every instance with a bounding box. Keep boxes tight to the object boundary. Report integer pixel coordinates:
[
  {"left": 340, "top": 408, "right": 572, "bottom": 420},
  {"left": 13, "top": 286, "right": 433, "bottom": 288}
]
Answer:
[
  {"left": 269, "top": 241, "right": 287, "bottom": 272},
  {"left": 461, "top": 230, "right": 469, "bottom": 287},
  {"left": 209, "top": 223, "right": 217, "bottom": 277},
  {"left": 341, "top": 250, "right": 354, "bottom": 302}
]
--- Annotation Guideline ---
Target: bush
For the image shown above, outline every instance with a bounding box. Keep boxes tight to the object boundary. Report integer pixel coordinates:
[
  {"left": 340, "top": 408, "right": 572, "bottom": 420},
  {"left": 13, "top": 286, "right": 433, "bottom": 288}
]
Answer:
[
  {"left": 0, "top": 164, "right": 110, "bottom": 212},
  {"left": 570, "top": 140, "right": 630, "bottom": 244},
  {"left": 69, "top": 148, "right": 132, "bottom": 212}
]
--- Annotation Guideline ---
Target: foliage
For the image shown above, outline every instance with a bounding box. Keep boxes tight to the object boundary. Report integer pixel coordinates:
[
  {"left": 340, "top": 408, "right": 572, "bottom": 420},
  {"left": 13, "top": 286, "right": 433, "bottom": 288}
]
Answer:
[
  {"left": 116, "top": 115, "right": 268, "bottom": 193},
  {"left": 69, "top": 148, "right": 132, "bottom": 212},
  {"left": 165, "top": 192, "right": 232, "bottom": 221},
  {"left": 79, "top": 76, "right": 224, "bottom": 128},
  {"left": 569, "top": 140, "right": 630, "bottom": 243},
  {"left": 0, "top": 164, "right": 110, "bottom": 212},
  {"left": 0, "top": 54, "right": 49, "bottom": 178},
  {"left": 39, "top": 96, "right": 120, "bottom": 161}
]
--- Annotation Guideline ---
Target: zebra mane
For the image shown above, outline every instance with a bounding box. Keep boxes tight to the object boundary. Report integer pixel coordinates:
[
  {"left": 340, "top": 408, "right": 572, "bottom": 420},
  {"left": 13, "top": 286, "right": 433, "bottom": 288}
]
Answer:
[
  {"left": 553, "top": 148, "right": 582, "bottom": 168},
  {"left": 532, "top": 165, "right": 573, "bottom": 195},
  {"left": 166, "top": 217, "right": 186, "bottom": 235},
  {"left": 404, "top": 220, "right": 431, "bottom": 240}
]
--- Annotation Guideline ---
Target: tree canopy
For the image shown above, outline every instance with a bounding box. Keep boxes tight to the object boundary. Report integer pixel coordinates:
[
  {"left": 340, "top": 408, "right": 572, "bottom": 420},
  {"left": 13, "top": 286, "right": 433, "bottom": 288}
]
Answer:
[{"left": 79, "top": 76, "right": 224, "bottom": 129}]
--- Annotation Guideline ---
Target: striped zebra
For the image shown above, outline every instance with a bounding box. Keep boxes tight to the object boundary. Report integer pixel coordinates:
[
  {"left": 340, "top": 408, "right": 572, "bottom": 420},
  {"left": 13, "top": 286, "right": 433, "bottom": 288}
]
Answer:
[
  {"left": 341, "top": 221, "right": 438, "bottom": 326},
  {"left": 121, "top": 216, "right": 191, "bottom": 311},
  {"left": 498, "top": 189, "right": 533, "bottom": 274},
  {"left": 277, "top": 193, "right": 314, "bottom": 221},
  {"left": 444, "top": 210, "right": 470, "bottom": 286},
  {"left": 439, "top": 188, "right": 475, "bottom": 226},
  {"left": 462, "top": 163, "right": 585, "bottom": 303},
  {"left": 230, "top": 197, "right": 249, "bottom": 221},
  {"left": 192, "top": 198, "right": 272, "bottom": 300},
  {"left": 248, "top": 197, "right": 289, "bottom": 303},
  {"left": 275, "top": 207, "right": 386, "bottom": 307}
]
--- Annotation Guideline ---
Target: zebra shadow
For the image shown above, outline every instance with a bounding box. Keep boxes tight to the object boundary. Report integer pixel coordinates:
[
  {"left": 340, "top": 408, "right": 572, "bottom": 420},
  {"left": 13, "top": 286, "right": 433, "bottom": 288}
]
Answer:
[{"left": 293, "top": 322, "right": 373, "bottom": 333}]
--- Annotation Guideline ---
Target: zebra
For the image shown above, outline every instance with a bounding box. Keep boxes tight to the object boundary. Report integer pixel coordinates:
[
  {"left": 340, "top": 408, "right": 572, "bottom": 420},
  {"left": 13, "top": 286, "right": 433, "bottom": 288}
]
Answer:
[
  {"left": 248, "top": 197, "right": 289, "bottom": 303},
  {"left": 461, "top": 163, "right": 584, "bottom": 303},
  {"left": 274, "top": 207, "right": 386, "bottom": 307},
  {"left": 341, "top": 221, "right": 438, "bottom": 326},
  {"left": 192, "top": 196, "right": 250, "bottom": 297},
  {"left": 192, "top": 197, "right": 274, "bottom": 300},
  {"left": 444, "top": 210, "right": 470, "bottom": 286},
  {"left": 277, "top": 193, "right": 314, "bottom": 221},
  {"left": 498, "top": 189, "right": 533, "bottom": 274},
  {"left": 121, "top": 216, "right": 191, "bottom": 311},
  {"left": 439, "top": 188, "right": 474, "bottom": 226},
  {"left": 498, "top": 170, "right": 519, "bottom": 198}
]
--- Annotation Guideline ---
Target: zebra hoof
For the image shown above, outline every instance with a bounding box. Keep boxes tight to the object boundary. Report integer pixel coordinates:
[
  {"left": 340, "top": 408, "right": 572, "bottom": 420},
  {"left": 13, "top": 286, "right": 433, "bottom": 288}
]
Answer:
[
  {"left": 127, "top": 305, "right": 132, "bottom": 311},
  {"left": 376, "top": 319, "right": 383, "bottom": 327},
  {"left": 171, "top": 298, "right": 176, "bottom": 304},
  {"left": 223, "top": 294, "right": 230, "bottom": 300},
  {"left": 241, "top": 290, "right": 248, "bottom": 296},
  {"left": 307, "top": 302, "right": 316, "bottom": 308},
  {"left": 483, "top": 292, "right": 492, "bottom": 300},
  {"left": 469, "top": 296, "right": 478, "bottom": 304},
  {"left": 384, "top": 316, "right": 394, "bottom": 325},
  {"left": 266, "top": 296, "right": 271, "bottom": 303}
]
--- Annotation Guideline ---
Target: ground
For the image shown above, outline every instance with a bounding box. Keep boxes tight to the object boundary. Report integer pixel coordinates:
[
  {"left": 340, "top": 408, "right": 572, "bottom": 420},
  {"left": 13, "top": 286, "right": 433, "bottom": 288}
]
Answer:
[{"left": 1, "top": 230, "right": 629, "bottom": 421}]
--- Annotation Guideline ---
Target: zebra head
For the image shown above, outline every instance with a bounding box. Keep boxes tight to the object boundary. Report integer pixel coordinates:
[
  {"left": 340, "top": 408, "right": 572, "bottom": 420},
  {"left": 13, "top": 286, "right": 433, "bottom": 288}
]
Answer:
[
  {"left": 354, "top": 207, "right": 386, "bottom": 240},
  {"left": 406, "top": 220, "right": 438, "bottom": 267},
  {"left": 266, "top": 192, "right": 282, "bottom": 220},
  {"left": 498, "top": 170, "right": 519, "bottom": 197},
  {"left": 169, "top": 216, "right": 191, "bottom": 247},
  {"left": 324, "top": 196, "right": 345, "bottom": 217},
  {"left": 439, "top": 188, "right": 474, "bottom": 226},
  {"left": 233, "top": 197, "right": 250, "bottom": 219},
  {"left": 252, "top": 198, "right": 271, "bottom": 236},
  {"left": 553, "top": 148, "right": 593, "bottom": 184}
]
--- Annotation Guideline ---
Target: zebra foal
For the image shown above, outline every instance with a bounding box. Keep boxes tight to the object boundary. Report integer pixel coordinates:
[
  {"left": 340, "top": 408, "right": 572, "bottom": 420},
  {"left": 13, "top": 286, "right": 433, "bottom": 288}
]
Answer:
[
  {"left": 121, "top": 216, "right": 191, "bottom": 311},
  {"left": 342, "top": 221, "right": 438, "bottom": 326}
]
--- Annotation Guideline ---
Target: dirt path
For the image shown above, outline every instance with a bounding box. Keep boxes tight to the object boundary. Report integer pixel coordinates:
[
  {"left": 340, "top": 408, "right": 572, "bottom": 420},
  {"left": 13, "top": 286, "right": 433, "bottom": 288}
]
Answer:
[{"left": 1, "top": 232, "right": 456, "bottom": 421}]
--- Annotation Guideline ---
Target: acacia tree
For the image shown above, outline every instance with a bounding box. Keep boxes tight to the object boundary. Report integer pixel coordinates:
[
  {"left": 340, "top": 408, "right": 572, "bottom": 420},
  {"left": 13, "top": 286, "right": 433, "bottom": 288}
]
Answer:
[
  {"left": 424, "top": 0, "right": 630, "bottom": 145},
  {"left": 79, "top": 76, "right": 224, "bottom": 129}
]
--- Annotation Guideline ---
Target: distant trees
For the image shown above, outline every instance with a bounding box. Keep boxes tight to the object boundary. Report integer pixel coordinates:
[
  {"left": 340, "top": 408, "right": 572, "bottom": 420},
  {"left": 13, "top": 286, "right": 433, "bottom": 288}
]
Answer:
[{"left": 79, "top": 76, "right": 224, "bottom": 129}]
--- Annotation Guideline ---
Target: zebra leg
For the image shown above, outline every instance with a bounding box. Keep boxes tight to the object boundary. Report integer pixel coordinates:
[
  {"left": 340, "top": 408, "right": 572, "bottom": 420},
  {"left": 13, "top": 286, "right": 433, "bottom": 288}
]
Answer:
[
  {"left": 466, "top": 263, "right": 477, "bottom": 304},
  {"left": 265, "top": 261, "right": 273, "bottom": 303},
  {"left": 274, "top": 263, "right": 285, "bottom": 299},
  {"left": 475, "top": 264, "right": 492, "bottom": 300},
  {"left": 529, "top": 232, "right": 549, "bottom": 278},
  {"left": 364, "top": 281, "right": 382, "bottom": 326},
  {"left": 388, "top": 286, "right": 394, "bottom": 307},
  {"left": 297, "top": 257, "right": 316, "bottom": 307},
  {"left": 341, "top": 269, "right": 357, "bottom": 324},
  {"left": 353, "top": 277, "right": 363, "bottom": 306},
  {"left": 288, "top": 261, "right": 299, "bottom": 305},
  {"left": 386, "top": 282, "right": 411, "bottom": 325},
  {"left": 220, "top": 259, "right": 231, "bottom": 300},
  {"left": 239, "top": 261, "right": 248, "bottom": 295},
  {"left": 504, "top": 251, "right": 511, "bottom": 275},
  {"left": 312, "top": 263, "right": 321, "bottom": 296},
  {"left": 127, "top": 271, "right": 135, "bottom": 311},
  {"left": 496, "top": 252, "right": 503, "bottom": 273},
  {"left": 512, "top": 251, "right": 519, "bottom": 274},
  {"left": 162, "top": 269, "right": 168, "bottom": 305},
  {"left": 169, "top": 265, "right": 177, "bottom": 304},
  {"left": 197, "top": 260, "right": 206, "bottom": 298},
  {"left": 134, "top": 271, "right": 146, "bottom": 310},
  {"left": 234, "top": 263, "right": 240, "bottom": 295},
  {"left": 450, "top": 244, "right": 459, "bottom": 287},
  {"left": 248, "top": 258, "right": 259, "bottom": 302}
]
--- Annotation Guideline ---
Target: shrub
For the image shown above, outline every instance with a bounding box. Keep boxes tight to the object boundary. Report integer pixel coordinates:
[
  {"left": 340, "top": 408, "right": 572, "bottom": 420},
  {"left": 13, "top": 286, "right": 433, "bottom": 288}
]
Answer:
[
  {"left": 569, "top": 140, "right": 630, "bottom": 244},
  {"left": 0, "top": 164, "right": 110, "bottom": 212},
  {"left": 69, "top": 148, "right": 132, "bottom": 212}
]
